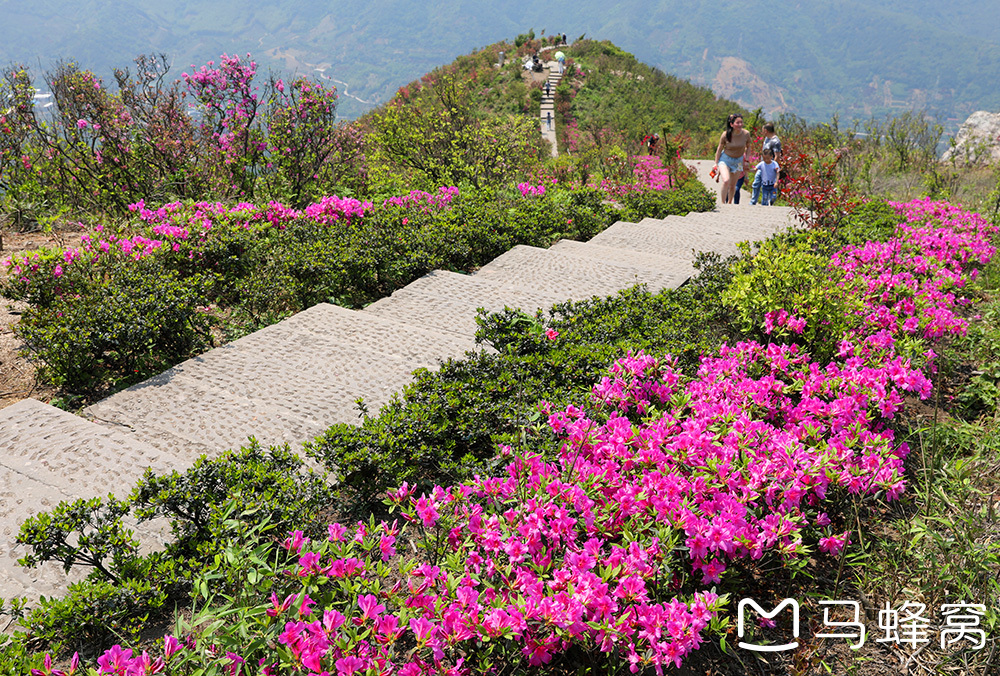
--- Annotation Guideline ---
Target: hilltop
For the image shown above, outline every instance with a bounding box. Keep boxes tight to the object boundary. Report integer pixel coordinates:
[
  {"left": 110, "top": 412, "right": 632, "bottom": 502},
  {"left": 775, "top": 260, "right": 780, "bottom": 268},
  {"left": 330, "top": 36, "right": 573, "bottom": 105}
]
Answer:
[{"left": 364, "top": 37, "right": 747, "bottom": 155}]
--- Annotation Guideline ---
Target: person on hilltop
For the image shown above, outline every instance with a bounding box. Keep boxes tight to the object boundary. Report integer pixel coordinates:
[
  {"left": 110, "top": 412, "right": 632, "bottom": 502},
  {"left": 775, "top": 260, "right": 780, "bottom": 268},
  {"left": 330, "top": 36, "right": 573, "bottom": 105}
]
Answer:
[
  {"left": 713, "top": 113, "right": 751, "bottom": 204},
  {"left": 762, "top": 122, "right": 783, "bottom": 195},
  {"left": 751, "top": 147, "right": 780, "bottom": 205},
  {"left": 647, "top": 133, "right": 659, "bottom": 156},
  {"left": 762, "top": 122, "right": 782, "bottom": 161}
]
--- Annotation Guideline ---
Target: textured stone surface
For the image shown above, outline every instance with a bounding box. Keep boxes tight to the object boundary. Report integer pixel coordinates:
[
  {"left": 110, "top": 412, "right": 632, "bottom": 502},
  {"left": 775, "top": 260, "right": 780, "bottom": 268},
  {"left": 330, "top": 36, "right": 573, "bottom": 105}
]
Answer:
[
  {"left": 85, "top": 370, "right": 334, "bottom": 460},
  {"left": 590, "top": 221, "right": 758, "bottom": 258},
  {"left": 364, "top": 270, "right": 567, "bottom": 337},
  {"left": 635, "top": 214, "right": 786, "bottom": 243},
  {"left": 0, "top": 399, "right": 177, "bottom": 602},
  {"left": 549, "top": 239, "right": 696, "bottom": 279},
  {"left": 473, "top": 245, "right": 691, "bottom": 296},
  {"left": 276, "top": 303, "right": 478, "bottom": 365},
  {"left": 83, "top": 303, "right": 481, "bottom": 463}
]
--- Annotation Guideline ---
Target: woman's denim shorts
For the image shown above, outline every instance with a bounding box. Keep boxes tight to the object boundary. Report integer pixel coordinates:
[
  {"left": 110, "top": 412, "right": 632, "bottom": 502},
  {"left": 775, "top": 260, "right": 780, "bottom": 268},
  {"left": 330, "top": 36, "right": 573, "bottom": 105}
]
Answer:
[{"left": 718, "top": 152, "right": 744, "bottom": 173}]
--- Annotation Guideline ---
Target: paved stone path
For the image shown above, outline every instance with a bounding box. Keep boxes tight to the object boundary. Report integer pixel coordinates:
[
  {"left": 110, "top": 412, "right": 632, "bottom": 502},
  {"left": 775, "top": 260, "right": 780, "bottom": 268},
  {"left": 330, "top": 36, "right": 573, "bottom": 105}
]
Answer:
[
  {"left": 0, "top": 159, "right": 796, "bottom": 602},
  {"left": 540, "top": 63, "right": 561, "bottom": 156}
]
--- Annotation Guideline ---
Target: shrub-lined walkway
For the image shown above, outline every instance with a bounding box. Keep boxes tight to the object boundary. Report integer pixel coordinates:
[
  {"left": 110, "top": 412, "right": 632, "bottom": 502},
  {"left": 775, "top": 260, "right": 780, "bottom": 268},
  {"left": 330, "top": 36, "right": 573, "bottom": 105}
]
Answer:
[
  {"left": 0, "top": 165, "right": 795, "bottom": 602},
  {"left": 539, "top": 60, "right": 562, "bottom": 156}
]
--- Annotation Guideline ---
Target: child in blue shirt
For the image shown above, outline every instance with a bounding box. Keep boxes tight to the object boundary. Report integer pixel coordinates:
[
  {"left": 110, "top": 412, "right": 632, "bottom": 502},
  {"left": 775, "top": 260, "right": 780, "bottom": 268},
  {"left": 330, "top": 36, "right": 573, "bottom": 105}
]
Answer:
[{"left": 751, "top": 148, "right": 780, "bottom": 206}]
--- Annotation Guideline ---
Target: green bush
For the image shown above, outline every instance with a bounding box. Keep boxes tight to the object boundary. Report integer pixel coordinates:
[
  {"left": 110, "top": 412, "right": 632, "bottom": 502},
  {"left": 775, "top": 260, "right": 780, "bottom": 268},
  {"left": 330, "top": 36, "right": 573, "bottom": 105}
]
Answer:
[
  {"left": 18, "top": 577, "right": 170, "bottom": 652},
  {"left": 16, "top": 495, "right": 138, "bottom": 584},
  {"left": 829, "top": 198, "right": 902, "bottom": 249},
  {"left": 8, "top": 442, "right": 335, "bottom": 655},
  {"left": 15, "top": 260, "right": 211, "bottom": 395},
  {"left": 723, "top": 236, "right": 862, "bottom": 362},
  {"left": 131, "top": 442, "right": 336, "bottom": 555},
  {"left": 619, "top": 180, "right": 715, "bottom": 220}
]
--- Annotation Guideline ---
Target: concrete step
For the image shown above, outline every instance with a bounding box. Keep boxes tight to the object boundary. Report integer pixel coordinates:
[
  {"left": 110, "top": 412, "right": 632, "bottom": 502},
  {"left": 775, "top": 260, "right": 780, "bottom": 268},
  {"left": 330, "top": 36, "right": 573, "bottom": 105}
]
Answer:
[
  {"left": 84, "top": 370, "right": 330, "bottom": 462},
  {"left": 0, "top": 399, "right": 178, "bottom": 602},
  {"left": 364, "top": 270, "right": 566, "bottom": 337},
  {"left": 549, "top": 239, "right": 697, "bottom": 279},
  {"left": 635, "top": 212, "right": 788, "bottom": 240},
  {"left": 84, "top": 304, "right": 477, "bottom": 461},
  {"left": 252, "top": 303, "right": 477, "bottom": 368},
  {"left": 473, "top": 244, "right": 691, "bottom": 296},
  {"left": 589, "top": 220, "right": 771, "bottom": 258}
]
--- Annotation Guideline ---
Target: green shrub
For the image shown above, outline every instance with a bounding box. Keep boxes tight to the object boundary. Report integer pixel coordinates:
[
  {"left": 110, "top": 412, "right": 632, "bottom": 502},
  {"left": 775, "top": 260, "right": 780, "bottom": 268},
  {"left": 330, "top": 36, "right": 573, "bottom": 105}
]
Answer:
[
  {"left": 15, "top": 260, "right": 211, "bottom": 395},
  {"left": 16, "top": 495, "right": 138, "bottom": 584},
  {"left": 17, "top": 577, "right": 169, "bottom": 653},
  {"left": 825, "top": 198, "right": 901, "bottom": 251},
  {"left": 131, "top": 441, "right": 337, "bottom": 556},
  {"left": 619, "top": 180, "right": 715, "bottom": 220},
  {"left": 723, "top": 236, "right": 862, "bottom": 362},
  {"left": 8, "top": 442, "right": 335, "bottom": 654}
]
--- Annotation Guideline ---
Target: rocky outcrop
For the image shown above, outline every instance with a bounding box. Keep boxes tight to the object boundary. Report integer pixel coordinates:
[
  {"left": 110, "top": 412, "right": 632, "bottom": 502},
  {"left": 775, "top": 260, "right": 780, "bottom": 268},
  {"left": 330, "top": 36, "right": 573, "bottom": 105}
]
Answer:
[{"left": 941, "top": 111, "right": 1000, "bottom": 165}]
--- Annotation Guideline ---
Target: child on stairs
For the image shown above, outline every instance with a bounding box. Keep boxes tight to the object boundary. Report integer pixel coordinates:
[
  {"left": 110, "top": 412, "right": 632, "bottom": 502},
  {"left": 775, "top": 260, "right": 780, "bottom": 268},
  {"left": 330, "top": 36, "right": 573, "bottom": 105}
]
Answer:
[{"left": 751, "top": 147, "right": 780, "bottom": 206}]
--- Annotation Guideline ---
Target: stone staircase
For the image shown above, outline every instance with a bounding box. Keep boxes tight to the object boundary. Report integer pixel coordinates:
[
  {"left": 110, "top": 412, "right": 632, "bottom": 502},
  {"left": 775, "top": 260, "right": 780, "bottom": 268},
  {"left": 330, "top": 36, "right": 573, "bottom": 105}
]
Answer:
[
  {"left": 539, "top": 63, "right": 561, "bottom": 156},
  {"left": 0, "top": 160, "right": 796, "bottom": 602}
]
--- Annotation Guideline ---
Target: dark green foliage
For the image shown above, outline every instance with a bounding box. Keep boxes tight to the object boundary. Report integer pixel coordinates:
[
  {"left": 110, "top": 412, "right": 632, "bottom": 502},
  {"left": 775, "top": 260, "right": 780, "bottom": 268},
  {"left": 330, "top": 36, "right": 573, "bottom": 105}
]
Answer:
[
  {"left": 831, "top": 198, "right": 903, "bottom": 248},
  {"left": 13, "top": 495, "right": 183, "bottom": 652},
  {"left": 619, "top": 180, "right": 716, "bottom": 220},
  {"left": 14, "top": 261, "right": 211, "bottom": 395},
  {"left": 16, "top": 495, "right": 138, "bottom": 584},
  {"left": 8, "top": 442, "right": 334, "bottom": 654},
  {"left": 131, "top": 441, "right": 337, "bottom": 554},
  {"left": 18, "top": 577, "right": 170, "bottom": 652}
]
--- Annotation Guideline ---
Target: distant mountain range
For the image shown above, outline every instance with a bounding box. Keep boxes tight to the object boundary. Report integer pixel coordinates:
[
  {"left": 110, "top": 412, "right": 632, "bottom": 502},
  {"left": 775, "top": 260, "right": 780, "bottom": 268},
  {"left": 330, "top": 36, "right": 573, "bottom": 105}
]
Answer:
[{"left": 1, "top": 0, "right": 997, "bottom": 132}]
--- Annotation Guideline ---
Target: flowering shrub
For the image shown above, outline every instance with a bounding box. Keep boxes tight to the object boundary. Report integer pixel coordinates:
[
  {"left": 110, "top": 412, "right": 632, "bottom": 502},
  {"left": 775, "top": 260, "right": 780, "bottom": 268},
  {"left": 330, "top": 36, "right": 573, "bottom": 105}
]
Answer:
[
  {"left": 11, "top": 255, "right": 211, "bottom": 394},
  {"left": 383, "top": 187, "right": 460, "bottom": 211},
  {"left": 22, "top": 198, "right": 996, "bottom": 674},
  {"left": 780, "top": 136, "right": 861, "bottom": 229},
  {"left": 7, "top": 177, "right": 694, "bottom": 395},
  {"left": 599, "top": 154, "right": 680, "bottom": 197},
  {"left": 516, "top": 182, "right": 546, "bottom": 197},
  {"left": 528, "top": 152, "right": 696, "bottom": 202},
  {"left": 723, "top": 238, "right": 864, "bottom": 362},
  {"left": 0, "top": 53, "right": 350, "bottom": 216}
]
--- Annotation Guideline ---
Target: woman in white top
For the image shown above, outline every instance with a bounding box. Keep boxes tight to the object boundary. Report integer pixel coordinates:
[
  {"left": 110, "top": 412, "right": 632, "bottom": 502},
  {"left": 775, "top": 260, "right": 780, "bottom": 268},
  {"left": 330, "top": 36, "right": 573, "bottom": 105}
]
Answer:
[{"left": 713, "top": 114, "right": 751, "bottom": 204}]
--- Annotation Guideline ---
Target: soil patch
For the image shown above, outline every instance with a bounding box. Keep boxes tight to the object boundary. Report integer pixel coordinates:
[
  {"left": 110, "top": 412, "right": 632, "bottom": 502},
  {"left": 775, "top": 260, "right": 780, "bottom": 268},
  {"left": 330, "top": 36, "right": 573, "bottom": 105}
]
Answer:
[{"left": 0, "top": 229, "right": 64, "bottom": 410}]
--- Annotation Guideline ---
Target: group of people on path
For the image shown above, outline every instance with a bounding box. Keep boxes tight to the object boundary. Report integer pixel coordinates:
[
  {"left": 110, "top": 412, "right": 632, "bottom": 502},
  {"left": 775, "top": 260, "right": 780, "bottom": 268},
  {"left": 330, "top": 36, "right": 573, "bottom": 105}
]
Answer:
[{"left": 712, "top": 114, "right": 782, "bottom": 205}]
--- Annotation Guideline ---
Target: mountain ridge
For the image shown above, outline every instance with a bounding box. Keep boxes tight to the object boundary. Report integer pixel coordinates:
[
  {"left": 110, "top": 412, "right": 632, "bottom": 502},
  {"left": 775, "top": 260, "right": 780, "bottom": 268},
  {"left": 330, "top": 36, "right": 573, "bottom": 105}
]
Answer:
[{"left": 1, "top": 0, "right": 997, "bottom": 128}]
